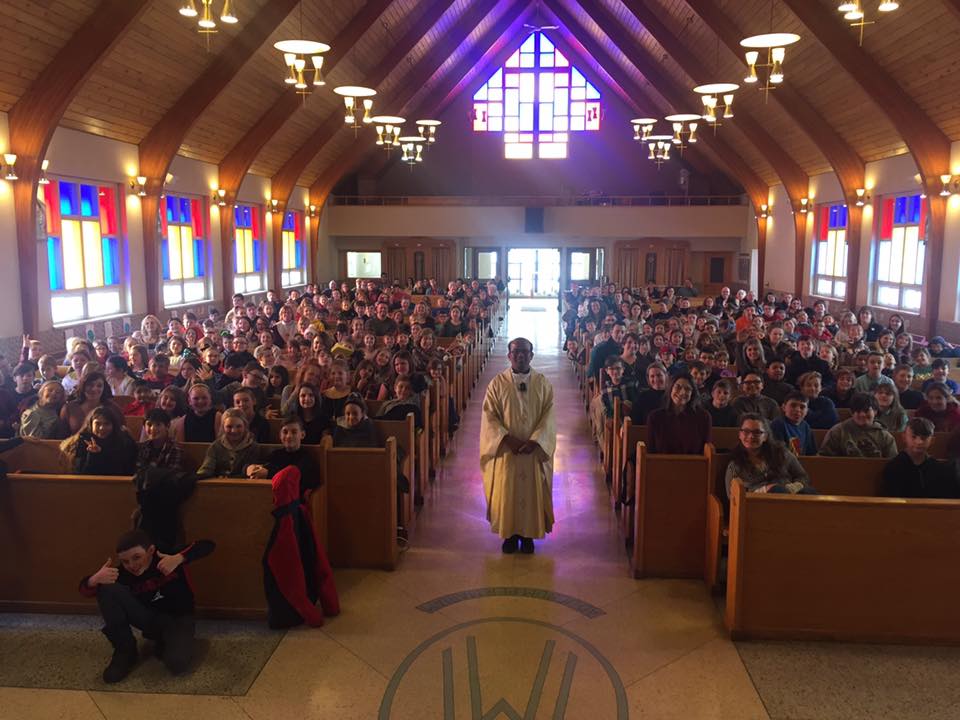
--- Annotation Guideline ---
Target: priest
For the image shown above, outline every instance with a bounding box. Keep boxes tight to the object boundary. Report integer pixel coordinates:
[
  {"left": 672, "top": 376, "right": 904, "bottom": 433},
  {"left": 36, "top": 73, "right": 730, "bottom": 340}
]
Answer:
[{"left": 480, "top": 337, "right": 557, "bottom": 554}]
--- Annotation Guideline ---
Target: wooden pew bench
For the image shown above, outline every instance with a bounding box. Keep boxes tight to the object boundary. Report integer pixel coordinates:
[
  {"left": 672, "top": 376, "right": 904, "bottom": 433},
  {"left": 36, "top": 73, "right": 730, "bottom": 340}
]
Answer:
[
  {"left": 725, "top": 480, "right": 960, "bottom": 643},
  {"left": 628, "top": 441, "right": 714, "bottom": 579}
]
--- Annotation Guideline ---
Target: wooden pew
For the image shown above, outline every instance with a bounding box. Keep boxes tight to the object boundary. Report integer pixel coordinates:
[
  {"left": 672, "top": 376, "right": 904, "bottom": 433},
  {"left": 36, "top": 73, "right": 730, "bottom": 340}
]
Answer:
[
  {"left": 323, "top": 436, "right": 400, "bottom": 570},
  {"left": 704, "top": 454, "right": 889, "bottom": 594},
  {"left": 614, "top": 418, "right": 646, "bottom": 513},
  {"left": 372, "top": 414, "right": 417, "bottom": 533},
  {"left": 725, "top": 480, "right": 960, "bottom": 643},
  {"left": 629, "top": 441, "right": 713, "bottom": 579}
]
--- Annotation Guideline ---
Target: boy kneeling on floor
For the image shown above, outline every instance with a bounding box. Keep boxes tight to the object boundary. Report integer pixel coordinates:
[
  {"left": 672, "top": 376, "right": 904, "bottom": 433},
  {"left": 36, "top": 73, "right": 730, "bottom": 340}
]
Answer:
[{"left": 79, "top": 529, "right": 215, "bottom": 683}]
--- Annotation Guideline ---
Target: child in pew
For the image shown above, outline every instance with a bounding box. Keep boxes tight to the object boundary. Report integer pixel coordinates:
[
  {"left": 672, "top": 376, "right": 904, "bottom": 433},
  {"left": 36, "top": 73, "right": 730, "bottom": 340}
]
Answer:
[
  {"left": 79, "top": 529, "right": 215, "bottom": 683},
  {"left": 375, "top": 375, "right": 423, "bottom": 429},
  {"left": 427, "top": 357, "right": 459, "bottom": 433},
  {"left": 61, "top": 405, "right": 138, "bottom": 475},
  {"left": 818, "top": 392, "right": 899, "bottom": 458},
  {"left": 247, "top": 416, "right": 321, "bottom": 499},
  {"left": 915, "top": 382, "right": 960, "bottom": 433},
  {"left": 20, "top": 380, "right": 68, "bottom": 439},
  {"left": 705, "top": 379, "right": 739, "bottom": 429},
  {"left": 123, "top": 381, "right": 156, "bottom": 417},
  {"left": 171, "top": 383, "right": 220, "bottom": 444},
  {"left": 873, "top": 383, "right": 909, "bottom": 433},
  {"left": 12, "top": 362, "right": 38, "bottom": 409},
  {"left": 35, "top": 354, "right": 60, "bottom": 387},
  {"left": 137, "top": 408, "right": 182, "bottom": 473},
  {"left": 770, "top": 392, "right": 818, "bottom": 456},
  {"left": 232, "top": 387, "right": 270, "bottom": 444},
  {"left": 196, "top": 408, "right": 265, "bottom": 479},
  {"left": 921, "top": 358, "right": 960, "bottom": 396},
  {"left": 725, "top": 413, "right": 817, "bottom": 498},
  {"left": 600, "top": 355, "right": 639, "bottom": 419},
  {"left": 882, "top": 417, "right": 955, "bottom": 499}
]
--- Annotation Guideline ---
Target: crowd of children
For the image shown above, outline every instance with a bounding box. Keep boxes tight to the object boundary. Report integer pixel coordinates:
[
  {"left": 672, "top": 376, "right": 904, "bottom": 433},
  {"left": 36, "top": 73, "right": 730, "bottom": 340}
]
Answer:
[
  {"left": 5, "top": 277, "right": 500, "bottom": 684},
  {"left": 568, "top": 282, "right": 960, "bottom": 500}
]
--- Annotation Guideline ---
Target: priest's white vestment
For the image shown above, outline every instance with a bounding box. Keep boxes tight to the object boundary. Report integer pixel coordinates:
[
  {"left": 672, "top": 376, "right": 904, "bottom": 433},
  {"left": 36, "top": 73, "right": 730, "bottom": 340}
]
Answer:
[{"left": 480, "top": 367, "right": 557, "bottom": 539}]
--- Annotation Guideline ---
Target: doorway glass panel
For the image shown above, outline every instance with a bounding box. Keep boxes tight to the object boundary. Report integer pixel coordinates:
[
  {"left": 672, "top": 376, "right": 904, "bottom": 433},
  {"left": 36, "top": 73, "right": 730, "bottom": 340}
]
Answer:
[
  {"left": 570, "top": 251, "right": 591, "bottom": 281},
  {"left": 477, "top": 251, "right": 498, "bottom": 279},
  {"left": 507, "top": 248, "right": 561, "bottom": 297}
]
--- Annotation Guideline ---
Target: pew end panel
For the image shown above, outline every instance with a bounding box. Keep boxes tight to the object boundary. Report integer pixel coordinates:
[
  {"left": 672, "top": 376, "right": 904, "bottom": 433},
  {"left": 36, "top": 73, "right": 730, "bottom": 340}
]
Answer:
[{"left": 725, "top": 483, "right": 960, "bottom": 644}]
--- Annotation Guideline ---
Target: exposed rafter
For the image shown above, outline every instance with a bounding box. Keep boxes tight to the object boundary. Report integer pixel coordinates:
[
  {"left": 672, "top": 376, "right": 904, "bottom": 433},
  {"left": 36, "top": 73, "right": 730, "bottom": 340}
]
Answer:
[
  {"left": 138, "top": 0, "right": 302, "bottom": 314},
  {"left": 216, "top": 0, "right": 394, "bottom": 304},
  {"left": 780, "top": 0, "right": 952, "bottom": 331},
  {"left": 308, "top": 1, "right": 535, "bottom": 234},
  {"left": 268, "top": 0, "right": 459, "bottom": 211},
  {"left": 6, "top": 0, "right": 150, "bottom": 334},
  {"left": 682, "top": 0, "right": 867, "bottom": 299},
  {"left": 310, "top": 0, "right": 528, "bottom": 282},
  {"left": 619, "top": 0, "right": 808, "bottom": 205},
  {"left": 550, "top": 0, "right": 767, "bottom": 211}
]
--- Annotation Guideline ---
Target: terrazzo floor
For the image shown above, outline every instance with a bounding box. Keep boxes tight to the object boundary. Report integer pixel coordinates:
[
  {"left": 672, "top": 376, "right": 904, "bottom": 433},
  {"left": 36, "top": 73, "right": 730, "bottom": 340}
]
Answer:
[{"left": 2, "top": 298, "right": 958, "bottom": 720}]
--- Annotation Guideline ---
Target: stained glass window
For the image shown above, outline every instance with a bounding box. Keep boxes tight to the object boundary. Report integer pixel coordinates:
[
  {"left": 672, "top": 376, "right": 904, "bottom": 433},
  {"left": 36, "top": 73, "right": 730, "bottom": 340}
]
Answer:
[
  {"left": 473, "top": 32, "right": 601, "bottom": 159},
  {"left": 234, "top": 204, "right": 264, "bottom": 294},
  {"left": 811, "top": 203, "right": 849, "bottom": 300},
  {"left": 161, "top": 194, "right": 209, "bottom": 307},
  {"left": 43, "top": 180, "right": 125, "bottom": 325},
  {"left": 874, "top": 194, "right": 926, "bottom": 312},
  {"left": 281, "top": 210, "right": 305, "bottom": 288}
]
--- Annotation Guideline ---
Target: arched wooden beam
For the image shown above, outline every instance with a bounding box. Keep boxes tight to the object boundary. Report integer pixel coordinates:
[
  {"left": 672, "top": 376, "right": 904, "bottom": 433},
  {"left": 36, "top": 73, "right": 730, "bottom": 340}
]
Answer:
[
  {"left": 681, "top": 0, "right": 866, "bottom": 300},
  {"left": 553, "top": 0, "right": 767, "bottom": 211},
  {"left": 138, "top": 0, "right": 302, "bottom": 314},
  {"left": 215, "top": 0, "right": 394, "bottom": 305},
  {"left": 310, "top": 0, "right": 532, "bottom": 211},
  {"left": 268, "top": 0, "right": 459, "bottom": 211},
  {"left": 941, "top": 0, "right": 960, "bottom": 27},
  {"left": 619, "top": 0, "right": 808, "bottom": 205},
  {"left": 306, "top": 1, "right": 535, "bottom": 269},
  {"left": 780, "top": 0, "right": 952, "bottom": 332},
  {"left": 6, "top": 0, "right": 151, "bottom": 334}
]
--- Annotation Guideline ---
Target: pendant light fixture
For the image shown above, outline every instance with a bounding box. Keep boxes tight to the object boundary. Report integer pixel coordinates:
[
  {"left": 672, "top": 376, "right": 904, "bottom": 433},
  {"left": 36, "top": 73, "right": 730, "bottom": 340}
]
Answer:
[
  {"left": 371, "top": 116, "right": 406, "bottom": 153},
  {"left": 178, "top": 0, "right": 237, "bottom": 37},
  {"left": 740, "top": 2, "right": 800, "bottom": 99},
  {"left": 837, "top": 1, "right": 901, "bottom": 45},
  {"left": 274, "top": 2, "right": 330, "bottom": 96},
  {"left": 334, "top": 86, "right": 377, "bottom": 132}
]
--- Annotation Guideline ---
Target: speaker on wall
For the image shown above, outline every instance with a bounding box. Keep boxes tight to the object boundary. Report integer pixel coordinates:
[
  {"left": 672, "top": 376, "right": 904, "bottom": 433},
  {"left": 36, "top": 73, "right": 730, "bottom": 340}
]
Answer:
[{"left": 525, "top": 207, "right": 544, "bottom": 233}]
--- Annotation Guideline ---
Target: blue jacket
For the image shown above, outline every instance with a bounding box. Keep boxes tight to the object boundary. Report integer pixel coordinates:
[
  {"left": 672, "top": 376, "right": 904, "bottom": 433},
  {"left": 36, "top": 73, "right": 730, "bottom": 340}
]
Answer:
[{"left": 770, "top": 417, "right": 818, "bottom": 455}]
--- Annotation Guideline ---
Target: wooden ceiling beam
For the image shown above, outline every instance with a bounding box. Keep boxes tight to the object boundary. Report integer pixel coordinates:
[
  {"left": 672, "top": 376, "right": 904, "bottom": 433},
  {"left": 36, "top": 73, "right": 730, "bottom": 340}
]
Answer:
[
  {"left": 619, "top": 0, "right": 807, "bottom": 203},
  {"left": 138, "top": 0, "right": 302, "bottom": 314},
  {"left": 268, "top": 0, "right": 459, "bottom": 212},
  {"left": 309, "top": 1, "right": 534, "bottom": 205},
  {"left": 559, "top": 0, "right": 767, "bottom": 211},
  {"left": 6, "top": 0, "right": 150, "bottom": 334},
  {"left": 780, "top": 0, "right": 952, "bottom": 333},
  {"left": 940, "top": 0, "right": 960, "bottom": 28},
  {"left": 216, "top": 0, "right": 394, "bottom": 196},
  {"left": 215, "top": 0, "right": 394, "bottom": 304}
]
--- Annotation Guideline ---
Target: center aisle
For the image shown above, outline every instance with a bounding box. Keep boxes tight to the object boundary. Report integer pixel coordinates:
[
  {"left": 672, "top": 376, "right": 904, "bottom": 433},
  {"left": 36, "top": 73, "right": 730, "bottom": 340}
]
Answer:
[{"left": 231, "top": 298, "right": 768, "bottom": 719}]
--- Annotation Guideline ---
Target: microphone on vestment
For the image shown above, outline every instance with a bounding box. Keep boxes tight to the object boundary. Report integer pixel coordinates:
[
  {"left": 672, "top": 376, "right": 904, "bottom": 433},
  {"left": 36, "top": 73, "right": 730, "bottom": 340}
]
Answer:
[{"left": 518, "top": 383, "right": 527, "bottom": 392}]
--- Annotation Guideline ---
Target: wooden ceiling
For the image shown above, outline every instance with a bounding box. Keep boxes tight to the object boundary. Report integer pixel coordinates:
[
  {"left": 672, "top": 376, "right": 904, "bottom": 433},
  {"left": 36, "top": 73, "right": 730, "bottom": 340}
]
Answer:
[{"left": 2, "top": 0, "right": 959, "bottom": 202}]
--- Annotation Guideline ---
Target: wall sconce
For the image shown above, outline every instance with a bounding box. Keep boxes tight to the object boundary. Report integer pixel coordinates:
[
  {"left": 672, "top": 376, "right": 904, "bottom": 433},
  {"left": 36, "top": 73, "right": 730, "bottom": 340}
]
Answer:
[
  {"left": 940, "top": 174, "right": 954, "bottom": 197},
  {"left": 213, "top": 188, "right": 227, "bottom": 207},
  {"left": 38, "top": 159, "right": 50, "bottom": 186},
  {"left": 854, "top": 187, "right": 870, "bottom": 207},
  {"left": 129, "top": 175, "right": 147, "bottom": 196},
  {"left": 800, "top": 197, "right": 809, "bottom": 211},
  {"left": 759, "top": 203, "right": 769, "bottom": 219},
  {"left": 2, "top": 154, "right": 17, "bottom": 181},
  {"left": 269, "top": 198, "right": 280, "bottom": 212},
  {"left": 308, "top": 204, "right": 317, "bottom": 217}
]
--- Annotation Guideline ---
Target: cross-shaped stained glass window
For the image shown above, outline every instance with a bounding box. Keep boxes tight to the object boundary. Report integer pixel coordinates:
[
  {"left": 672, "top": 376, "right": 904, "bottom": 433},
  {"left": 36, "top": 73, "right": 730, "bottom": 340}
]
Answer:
[{"left": 473, "top": 32, "right": 601, "bottom": 159}]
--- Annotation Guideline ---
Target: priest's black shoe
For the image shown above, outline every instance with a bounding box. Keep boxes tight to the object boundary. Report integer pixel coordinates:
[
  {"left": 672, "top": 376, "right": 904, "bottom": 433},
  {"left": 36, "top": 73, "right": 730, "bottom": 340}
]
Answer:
[
  {"left": 501, "top": 535, "right": 520, "bottom": 554},
  {"left": 520, "top": 537, "right": 535, "bottom": 554}
]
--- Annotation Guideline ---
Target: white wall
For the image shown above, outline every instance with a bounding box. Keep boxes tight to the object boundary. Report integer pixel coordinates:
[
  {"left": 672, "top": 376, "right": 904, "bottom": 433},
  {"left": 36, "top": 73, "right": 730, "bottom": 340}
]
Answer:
[{"left": 763, "top": 184, "right": 795, "bottom": 294}]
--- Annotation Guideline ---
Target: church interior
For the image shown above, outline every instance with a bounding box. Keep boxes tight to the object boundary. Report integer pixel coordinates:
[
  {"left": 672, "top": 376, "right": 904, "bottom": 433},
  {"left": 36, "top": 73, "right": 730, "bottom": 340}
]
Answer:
[{"left": 1, "top": 0, "right": 960, "bottom": 718}]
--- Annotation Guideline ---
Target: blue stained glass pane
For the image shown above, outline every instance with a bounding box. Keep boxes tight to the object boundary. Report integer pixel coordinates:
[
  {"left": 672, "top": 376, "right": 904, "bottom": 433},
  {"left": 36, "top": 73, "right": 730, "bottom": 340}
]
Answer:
[
  {"left": 194, "top": 237, "right": 205, "bottom": 277},
  {"left": 79, "top": 184, "right": 97, "bottom": 217},
  {"left": 894, "top": 196, "right": 907, "bottom": 224},
  {"left": 908, "top": 194, "right": 921, "bottom": 224},
  {"left": 165, "top": 196, "right": 176, "bottom": 223},
  {"left": 252, "top": 239, "right": 262, "bottom": 272},
  {"left": 59, "top": 181, "right": 78, "bottom": 216},
  {"left": 283, "top": 211, "right": 295, "bottom": 231},
  {"left": 234, "top": 206, "right": 243, "bottom": 227},
  {"left": 295, "top": 240, "right": 303, "bottom": 267},
  {"left": 161, "top": 237, "right": 171, "bottom": 280},
  {"left": 180, "top": 198, "right": 191, "bottom": 224},
  {"left": 243, "top": 206, "right": 252, "bottom": 227},
  {"left": 102, "top": 236, "right": 119, "bottom": 286},
  {"left": 47, "top": 237, "right": 63, "bottom": 291}
]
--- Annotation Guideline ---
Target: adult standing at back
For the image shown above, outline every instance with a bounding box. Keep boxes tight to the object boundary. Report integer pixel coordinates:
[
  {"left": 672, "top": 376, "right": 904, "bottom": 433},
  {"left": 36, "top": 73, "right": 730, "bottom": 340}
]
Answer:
[{"left": 480, "top": 338, "right": 557, "bottom": 555}]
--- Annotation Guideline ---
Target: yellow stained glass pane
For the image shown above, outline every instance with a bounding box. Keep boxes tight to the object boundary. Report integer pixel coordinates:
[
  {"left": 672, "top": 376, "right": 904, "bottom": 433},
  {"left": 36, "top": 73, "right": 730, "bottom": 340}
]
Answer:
[
  {"left": 168, "top": 226, "right": 183, "bottom": 280},
  {"left": 181, "top": 226, "right": 195, "bottom": 279},
  {"left": 61, "top": 220, "right": 85, "bottom": 290},
  {"left": 283, "top": 230, "right": 296, "bottom": 269},
  {"left": 235, "top": 228, "right": 253, "bottom": 273},
  {"left": 81, "top": 220, "right": 104, "bottom": 288}
]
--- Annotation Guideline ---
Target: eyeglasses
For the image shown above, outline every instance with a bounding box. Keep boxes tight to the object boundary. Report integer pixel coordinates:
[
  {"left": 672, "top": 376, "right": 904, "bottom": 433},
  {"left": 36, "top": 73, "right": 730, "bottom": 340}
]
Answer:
[{"left": 739, "top": 429, "right": 766, "bottom": 437}]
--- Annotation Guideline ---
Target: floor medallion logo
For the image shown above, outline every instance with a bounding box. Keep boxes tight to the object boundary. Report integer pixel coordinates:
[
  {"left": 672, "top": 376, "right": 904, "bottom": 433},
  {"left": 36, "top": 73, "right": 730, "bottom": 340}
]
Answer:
[{"left": 379, "top": 617, "right": 628, "bottom": 719}]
